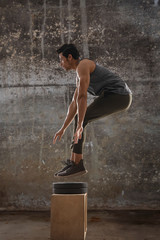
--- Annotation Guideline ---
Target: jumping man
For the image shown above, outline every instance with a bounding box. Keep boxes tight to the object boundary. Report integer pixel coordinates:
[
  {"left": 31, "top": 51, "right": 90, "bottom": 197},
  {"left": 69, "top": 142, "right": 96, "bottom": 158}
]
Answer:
[{"left": 53, "top": 44, "right": 132, "bottom": 177}]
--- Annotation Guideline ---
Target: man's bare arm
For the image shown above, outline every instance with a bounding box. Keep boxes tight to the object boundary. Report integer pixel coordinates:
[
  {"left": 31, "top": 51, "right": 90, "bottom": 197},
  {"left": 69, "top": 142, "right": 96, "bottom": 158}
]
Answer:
[
  {"left": 77, "top": 63, "right": 90, "bottom": 127},
  {"left": 77, "top": 79, "right": 88, "bottom": 128},
  {"left": 74, "top": 62, "right": 90, "bottom": 143}
]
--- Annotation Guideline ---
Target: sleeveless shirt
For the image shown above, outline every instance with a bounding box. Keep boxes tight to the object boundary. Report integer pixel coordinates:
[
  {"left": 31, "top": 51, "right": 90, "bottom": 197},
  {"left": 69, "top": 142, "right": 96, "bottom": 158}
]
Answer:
[{"left": 87, "top": 64, "right": 132, "bottom": 96}]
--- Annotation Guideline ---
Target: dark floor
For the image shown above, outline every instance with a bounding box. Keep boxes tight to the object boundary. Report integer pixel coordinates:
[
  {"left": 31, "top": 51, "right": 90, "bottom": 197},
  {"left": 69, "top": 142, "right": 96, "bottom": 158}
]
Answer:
[{"left": 0, "top": 210, "right": 160, "bottom": 240}]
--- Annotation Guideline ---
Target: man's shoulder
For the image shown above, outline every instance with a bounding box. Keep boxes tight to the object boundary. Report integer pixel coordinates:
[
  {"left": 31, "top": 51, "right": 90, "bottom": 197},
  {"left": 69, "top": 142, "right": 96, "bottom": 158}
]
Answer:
[
  {"left": 77, "top": 59, "right": 95, "bottom": 74},
  {"left": 79, "top": 58, "right": 94, "bottom": 65}
]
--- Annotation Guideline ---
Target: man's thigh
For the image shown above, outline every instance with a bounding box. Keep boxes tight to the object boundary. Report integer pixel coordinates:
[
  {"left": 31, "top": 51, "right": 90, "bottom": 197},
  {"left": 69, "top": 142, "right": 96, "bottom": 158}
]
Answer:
[{"left": 84, "top": 93, "right": 130, "bottom": 125}]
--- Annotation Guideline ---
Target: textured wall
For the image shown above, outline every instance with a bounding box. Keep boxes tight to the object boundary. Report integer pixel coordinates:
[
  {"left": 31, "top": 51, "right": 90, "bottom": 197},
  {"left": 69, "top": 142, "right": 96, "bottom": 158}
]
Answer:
[{"left": 0, "top": 0, "right": 160, "bottom": 210}]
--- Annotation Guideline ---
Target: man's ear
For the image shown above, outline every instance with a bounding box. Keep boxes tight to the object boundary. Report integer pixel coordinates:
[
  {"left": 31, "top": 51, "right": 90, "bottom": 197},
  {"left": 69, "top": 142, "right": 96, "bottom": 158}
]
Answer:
[{"left": 68, "top": 54, "right": 73, "bottom": 61}]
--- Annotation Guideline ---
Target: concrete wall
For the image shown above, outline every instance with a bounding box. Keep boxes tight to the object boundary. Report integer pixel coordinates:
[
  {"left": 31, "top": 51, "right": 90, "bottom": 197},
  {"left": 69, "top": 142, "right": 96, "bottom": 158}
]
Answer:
[{"left": 0, "top": 0, "right": 160, "bottom": 210}]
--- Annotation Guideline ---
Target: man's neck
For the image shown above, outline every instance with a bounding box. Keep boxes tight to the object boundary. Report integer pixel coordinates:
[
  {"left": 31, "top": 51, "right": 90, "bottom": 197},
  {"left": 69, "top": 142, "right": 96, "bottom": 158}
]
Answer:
[{"left": 72, "top": 59, "right": 80, "bottom": 70}]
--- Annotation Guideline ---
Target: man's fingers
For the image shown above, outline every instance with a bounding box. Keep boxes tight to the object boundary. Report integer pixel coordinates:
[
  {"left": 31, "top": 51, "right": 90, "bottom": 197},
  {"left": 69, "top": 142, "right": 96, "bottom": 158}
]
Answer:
[
  {"left": 74, "top": 132, "right": 82, "bottom": 143},
  {"left": 53, "top": 129, "right": 65, "bottom": 144},
  {"left": 58, "top": 135, "right": 62, "bottom": 141},
  {"left": 53, "top": 133, "right": 60, "bottom": 144},
  {"left": 74, "top": 134, "right": 78, "bottom": 144},
  {"left": 53, "top": 135, "right": 57, "bottom": 144},
  {"left": 53, "top": 134, "right": 62, "bottom": 144},
  {"left": 74, "top": 128, "right": 82, "bottom": 143}
]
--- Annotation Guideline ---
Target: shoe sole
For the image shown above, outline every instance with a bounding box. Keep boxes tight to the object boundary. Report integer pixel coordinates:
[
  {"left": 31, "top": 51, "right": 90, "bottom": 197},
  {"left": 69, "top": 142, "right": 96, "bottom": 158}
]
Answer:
[
  {"left": 54, "top": 170, "right": 67, "bottom": 177},
  {"left": 55, "top": 170, "right": 88, "bottom": 177},
  {"left": 54, "top": 165, "right": 73, "bottom": 177}
]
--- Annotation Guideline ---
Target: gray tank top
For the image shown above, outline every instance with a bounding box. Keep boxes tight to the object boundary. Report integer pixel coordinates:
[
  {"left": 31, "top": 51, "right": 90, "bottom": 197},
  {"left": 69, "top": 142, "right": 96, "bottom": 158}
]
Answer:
[{"left": 88, "top": 64, "right": 132, "bottom": 96}]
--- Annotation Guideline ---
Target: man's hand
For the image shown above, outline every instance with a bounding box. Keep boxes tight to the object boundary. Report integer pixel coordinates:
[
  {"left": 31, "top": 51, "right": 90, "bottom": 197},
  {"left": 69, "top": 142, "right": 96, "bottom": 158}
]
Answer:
[
  {"left": 53, "top": 128, "right": 65, "bottom": 144},
  {"left": 74, "top": 125, "right": 83, "bottom": 144}
]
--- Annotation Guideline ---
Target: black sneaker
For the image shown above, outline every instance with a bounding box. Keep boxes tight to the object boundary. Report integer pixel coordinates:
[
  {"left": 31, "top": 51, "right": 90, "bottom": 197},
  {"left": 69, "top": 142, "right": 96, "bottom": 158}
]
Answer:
[
  {"left": 54, "top": 159, "right": 73, "bottom": 177},
  {"left": 57, "top": 159, "right": 88, "bottom": 177}
]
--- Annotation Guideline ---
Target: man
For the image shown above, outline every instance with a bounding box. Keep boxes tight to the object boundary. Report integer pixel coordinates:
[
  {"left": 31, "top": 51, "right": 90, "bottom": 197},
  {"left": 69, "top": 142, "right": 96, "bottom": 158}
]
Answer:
[{"left": 53, "top": 44, "right": 132, "bottom": 177}]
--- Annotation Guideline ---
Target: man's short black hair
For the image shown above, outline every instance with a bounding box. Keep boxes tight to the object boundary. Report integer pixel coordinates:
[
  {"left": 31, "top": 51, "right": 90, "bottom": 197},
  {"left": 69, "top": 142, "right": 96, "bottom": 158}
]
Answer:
[{"left": 57, "top": 44, "right": 80, "bottom": 60}]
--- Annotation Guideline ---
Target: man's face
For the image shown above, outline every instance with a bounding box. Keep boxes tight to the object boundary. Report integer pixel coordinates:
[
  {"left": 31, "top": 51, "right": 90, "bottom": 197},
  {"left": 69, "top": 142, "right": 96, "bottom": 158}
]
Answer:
[{"left": 59, "top": 53, "right": 72, "bottom": 71}]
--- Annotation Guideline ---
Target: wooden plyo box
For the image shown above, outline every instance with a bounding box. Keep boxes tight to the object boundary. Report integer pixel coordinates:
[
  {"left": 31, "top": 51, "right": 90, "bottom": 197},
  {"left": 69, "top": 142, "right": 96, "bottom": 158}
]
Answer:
[{"left": 51, "top": 193, "right": 87, "bottom": 240}]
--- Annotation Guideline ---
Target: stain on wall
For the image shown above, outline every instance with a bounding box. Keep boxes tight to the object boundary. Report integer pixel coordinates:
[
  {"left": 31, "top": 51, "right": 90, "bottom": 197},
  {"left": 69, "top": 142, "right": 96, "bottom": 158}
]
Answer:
[{"left": 0, "top": 0, "right": 160, "bottom": 210}]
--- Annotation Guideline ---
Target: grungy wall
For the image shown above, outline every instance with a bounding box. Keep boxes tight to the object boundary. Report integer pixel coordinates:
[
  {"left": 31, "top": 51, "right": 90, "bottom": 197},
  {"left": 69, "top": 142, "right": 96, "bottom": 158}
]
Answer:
[{"left": 0, "top": 0, "right": 160, "bottom": 210}]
